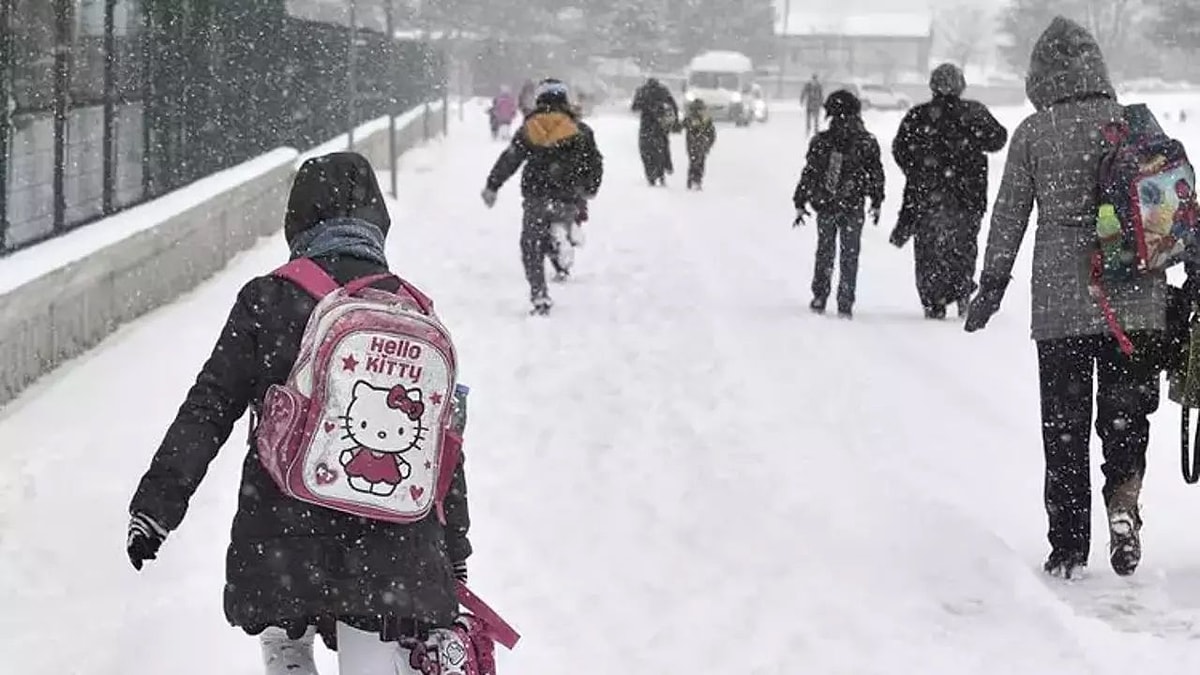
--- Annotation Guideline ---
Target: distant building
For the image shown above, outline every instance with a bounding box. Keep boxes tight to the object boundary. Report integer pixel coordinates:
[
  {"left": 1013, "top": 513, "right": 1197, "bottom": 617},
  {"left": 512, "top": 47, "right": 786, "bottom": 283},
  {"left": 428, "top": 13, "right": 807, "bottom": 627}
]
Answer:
[{"left": 775, "top": 12, "right": 934, "bottom": 82}]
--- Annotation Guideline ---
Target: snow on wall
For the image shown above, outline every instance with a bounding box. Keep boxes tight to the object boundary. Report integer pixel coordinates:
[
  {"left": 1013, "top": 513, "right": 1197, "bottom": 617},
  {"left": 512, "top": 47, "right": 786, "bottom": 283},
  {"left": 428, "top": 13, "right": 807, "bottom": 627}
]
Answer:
[{"left": 0, "top": 102, "right": 446, "bottom": 406}]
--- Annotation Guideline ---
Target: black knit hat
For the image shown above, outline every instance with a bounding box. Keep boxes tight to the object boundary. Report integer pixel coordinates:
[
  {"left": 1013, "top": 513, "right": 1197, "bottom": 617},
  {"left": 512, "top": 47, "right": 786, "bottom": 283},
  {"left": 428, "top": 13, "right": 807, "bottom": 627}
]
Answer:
[
  {"left": 534, "top": 78, "right": 571, "bottom": 109},
  {"left": 824, "top": 89, "right": 862, "bottom": 118},
  {"left": 284, "top": 152, "right": 390, "bottom": 245}
]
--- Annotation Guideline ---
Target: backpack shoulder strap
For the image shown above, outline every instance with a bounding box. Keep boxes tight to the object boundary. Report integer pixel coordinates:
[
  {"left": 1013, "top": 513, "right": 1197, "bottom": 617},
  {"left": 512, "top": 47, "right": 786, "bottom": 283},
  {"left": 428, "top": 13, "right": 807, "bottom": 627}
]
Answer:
[
  {"left": 273, "top": 258, "right": 340, "bottom": 299},
  {"left": 396, "top": 278, "right": 435, "bottom": 314},
  {"left": 340, "top": 273, "right": 435, "bottom": 315}
]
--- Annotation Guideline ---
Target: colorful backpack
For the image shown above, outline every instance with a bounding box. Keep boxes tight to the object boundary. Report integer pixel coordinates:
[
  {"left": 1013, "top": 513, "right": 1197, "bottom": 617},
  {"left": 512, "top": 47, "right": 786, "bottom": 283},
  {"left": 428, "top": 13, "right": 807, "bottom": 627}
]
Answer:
[
  {"left": 254, "top": 258, "right": 463, "bottom": 524},
  {"left": 404, "top": 583, "right": 522, "bottom": 675},
  {"left": 1092, "top": 103, "right": 1199, "bottom": 354}
]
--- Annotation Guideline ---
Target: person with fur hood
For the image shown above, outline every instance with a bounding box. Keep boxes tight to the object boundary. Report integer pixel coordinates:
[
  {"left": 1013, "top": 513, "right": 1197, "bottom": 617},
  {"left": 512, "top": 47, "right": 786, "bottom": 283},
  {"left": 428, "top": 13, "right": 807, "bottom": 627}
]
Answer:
[
  {"left": 964, "top": 17, "right": 1198, "bottom": 580},
  {"left": 891, "top": 63, "right": 1008, "bottom": 319},
  {"left": 126, "top": 152, "right": 473, "bottom": 673},
  {"left": 482, "top": 78, "right": 604, "bottom": 315},
  {"left": 793, "top": 90, "right": 885, "bottom": 319}
]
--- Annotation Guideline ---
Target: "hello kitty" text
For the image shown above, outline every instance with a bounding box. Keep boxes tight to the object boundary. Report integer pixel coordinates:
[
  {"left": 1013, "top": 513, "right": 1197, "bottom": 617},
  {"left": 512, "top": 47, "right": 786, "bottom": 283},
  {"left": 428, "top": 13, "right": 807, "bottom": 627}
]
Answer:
[{"left": 365, "top": 337, "right": 424, "bottom": 383}]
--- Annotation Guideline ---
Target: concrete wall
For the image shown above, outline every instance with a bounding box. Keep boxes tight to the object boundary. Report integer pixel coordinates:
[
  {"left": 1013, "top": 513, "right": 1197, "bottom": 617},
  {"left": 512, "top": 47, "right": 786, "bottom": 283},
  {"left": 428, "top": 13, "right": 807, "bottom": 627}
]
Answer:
[{"left": 0, "top": 102, "right": 445, "bottom": 406}]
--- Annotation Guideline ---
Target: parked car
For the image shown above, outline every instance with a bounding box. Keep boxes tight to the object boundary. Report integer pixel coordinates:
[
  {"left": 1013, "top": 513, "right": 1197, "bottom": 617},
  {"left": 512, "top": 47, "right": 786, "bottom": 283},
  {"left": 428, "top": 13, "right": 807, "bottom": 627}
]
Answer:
[{"left": 835, "top": 82, "right": 911, "bottom": 111}]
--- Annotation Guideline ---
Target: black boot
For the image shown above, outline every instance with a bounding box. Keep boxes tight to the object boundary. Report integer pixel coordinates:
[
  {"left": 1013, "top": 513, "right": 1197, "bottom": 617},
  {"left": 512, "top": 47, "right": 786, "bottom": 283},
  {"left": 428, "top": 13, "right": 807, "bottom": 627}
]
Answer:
[
  {"left": 1044, "top": 549, "right": 1088, "bottom": 580},
  {"left": 810, "top": 297, "right": 827, "bottom": 314},
  {"left": 1107, "top": 478, "right": 1143, "bottom": 576}
]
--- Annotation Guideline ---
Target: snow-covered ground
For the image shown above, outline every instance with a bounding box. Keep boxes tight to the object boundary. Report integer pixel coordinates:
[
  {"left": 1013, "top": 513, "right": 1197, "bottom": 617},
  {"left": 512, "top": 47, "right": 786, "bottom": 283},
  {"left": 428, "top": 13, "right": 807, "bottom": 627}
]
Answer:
[{"left": 4, "top": 99, "right": 1200, "bottom": 674}]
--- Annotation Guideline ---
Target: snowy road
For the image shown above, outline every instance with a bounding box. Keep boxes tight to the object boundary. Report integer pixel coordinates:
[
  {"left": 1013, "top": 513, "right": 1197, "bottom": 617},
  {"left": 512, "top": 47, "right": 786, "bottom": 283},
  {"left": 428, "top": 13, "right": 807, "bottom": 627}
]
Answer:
[{"left": 4, "top": 100, "right": 1200, "bottom": 673}]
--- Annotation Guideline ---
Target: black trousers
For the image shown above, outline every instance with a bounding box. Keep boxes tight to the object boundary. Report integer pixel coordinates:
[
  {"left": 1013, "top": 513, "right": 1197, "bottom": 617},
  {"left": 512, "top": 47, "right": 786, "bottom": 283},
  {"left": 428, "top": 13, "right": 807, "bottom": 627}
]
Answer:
[
  {"left": 1036, "top": 333, "right": 1161, "bottom": 559},
  {"left": 913, "top": 207, "right": 982, "bottom": 309},
  {"left": 521, "top": 201, "right": 574, "bottom": 300},
  {"left": 811, "top": 210, "right": 864, "bottom": 310},
  {"left": 687, "top": 149, "right": 708, "bottom": 186},
  {"left": 638, "top": 128, "right": 672, "bottom": 182}
]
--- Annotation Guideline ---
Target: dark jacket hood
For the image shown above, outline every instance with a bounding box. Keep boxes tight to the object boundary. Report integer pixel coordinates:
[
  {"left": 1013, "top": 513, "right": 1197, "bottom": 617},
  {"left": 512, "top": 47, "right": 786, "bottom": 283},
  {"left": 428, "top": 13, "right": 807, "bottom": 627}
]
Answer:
[
  {"left": 284, "top": 152, "right": 391, "bottom": 246},
  {"left": 1025, "top": 16, "right": 1115, "bottom": 110}
]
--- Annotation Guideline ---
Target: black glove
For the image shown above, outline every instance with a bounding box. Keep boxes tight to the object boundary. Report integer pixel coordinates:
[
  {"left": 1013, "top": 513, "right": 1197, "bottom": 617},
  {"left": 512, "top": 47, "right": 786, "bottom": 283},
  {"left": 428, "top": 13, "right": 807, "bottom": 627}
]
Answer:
[
  {"left": 127, "top": 511, "right": 168, "bottom": 571},
  {"left": 964, "top": 275, "right": 1010, "bottom": 333},
  {"left": 451, "top": 560, "right": 469, "bottom": 583}
]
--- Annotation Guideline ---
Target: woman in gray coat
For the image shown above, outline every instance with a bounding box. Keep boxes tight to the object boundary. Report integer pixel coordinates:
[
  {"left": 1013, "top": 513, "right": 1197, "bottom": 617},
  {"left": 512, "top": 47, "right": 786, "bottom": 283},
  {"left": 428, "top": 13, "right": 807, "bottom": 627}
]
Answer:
[{"left": 964, "top": 17, "right": 1167, "bottom": 579}]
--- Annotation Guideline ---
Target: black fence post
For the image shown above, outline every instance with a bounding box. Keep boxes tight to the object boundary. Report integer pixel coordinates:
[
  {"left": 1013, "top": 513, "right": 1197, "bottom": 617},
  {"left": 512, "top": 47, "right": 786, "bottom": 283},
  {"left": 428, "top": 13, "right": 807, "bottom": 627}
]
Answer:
[
  {"left": 385, "top": 0, "right": 397, "bottom": 198},
  {"left": 140, "top": 1, "right": 152, "bottom": 197},
  {"left": 102, "top": 0, "right": 116, "bottom": 214},
  {"left": 347, "top": 0, "right": 357, "bottom": 149},
  {"left": 0, "top": 0, "right": 11, "bottom": 250},
  {"left": 52, "top": 0, "right": 70, "bottom": 232}
]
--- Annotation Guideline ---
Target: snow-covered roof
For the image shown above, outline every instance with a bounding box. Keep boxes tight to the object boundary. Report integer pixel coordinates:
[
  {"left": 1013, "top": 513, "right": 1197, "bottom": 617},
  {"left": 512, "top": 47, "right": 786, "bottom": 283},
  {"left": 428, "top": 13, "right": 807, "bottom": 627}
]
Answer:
[
  {"left": 777, "top": 12, "right": 933, "bottom": 39},
  {"left": 688, "top": 50, "right": 755, "bottom": 72}
]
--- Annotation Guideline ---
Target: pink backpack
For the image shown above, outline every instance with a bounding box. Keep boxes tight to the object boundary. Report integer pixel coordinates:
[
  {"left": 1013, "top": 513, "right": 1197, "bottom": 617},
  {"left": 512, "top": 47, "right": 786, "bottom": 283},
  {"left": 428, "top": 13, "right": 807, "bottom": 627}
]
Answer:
[
  {"left": 405, "top": 582, "right": 522, "bottom": 675},
  {"left": 255, "top": 258, "right": 462, "bottom": 524}
]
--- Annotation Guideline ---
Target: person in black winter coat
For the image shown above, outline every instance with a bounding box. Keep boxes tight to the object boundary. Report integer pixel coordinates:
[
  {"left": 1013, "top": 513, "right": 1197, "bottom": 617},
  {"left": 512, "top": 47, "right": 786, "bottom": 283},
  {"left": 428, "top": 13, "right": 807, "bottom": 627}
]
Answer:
[
  {"left": 891, "top": 63, "right": 1008, "bottom": 319},
  {"left": 800, "top": 74, "right": 824, "bottom": 138},
  {"left": 126, "top": 152, "right": 472, "bottom": 665},
  {"left": 682, "top": 98, "right": 717, "bottom": 190},
  {"left": 793, "top": 90, "right": 886, "bottom": 318},
  {"left": 482, "top": 79, "right": 604, "bottom": 314},
  {"left": 631, "top": 78, "right": 679, "bottom": 186}
]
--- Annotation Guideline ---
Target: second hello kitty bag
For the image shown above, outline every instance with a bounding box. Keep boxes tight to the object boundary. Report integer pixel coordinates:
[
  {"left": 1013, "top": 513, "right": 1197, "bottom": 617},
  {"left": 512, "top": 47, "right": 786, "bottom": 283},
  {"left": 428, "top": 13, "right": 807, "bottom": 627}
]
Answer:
[{"left": 255, "top": 258, "right": 462, "bottom": 524}]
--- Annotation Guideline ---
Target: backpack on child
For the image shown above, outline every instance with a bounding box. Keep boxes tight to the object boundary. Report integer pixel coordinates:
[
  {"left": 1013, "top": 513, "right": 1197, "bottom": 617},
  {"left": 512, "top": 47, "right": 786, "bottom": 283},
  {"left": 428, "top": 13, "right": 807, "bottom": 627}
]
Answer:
[
  {"left": 1092, "top": 103, "right": 1199, "bottom": 354},
  {"left": 254, "top": 258, "right": 462, "bottom": 524},
  {"left": 807, "top": 137, "right": 871, "bottom": 214},
  {"left": 255, "top": 259, "right": 522, "bottom": 671}
]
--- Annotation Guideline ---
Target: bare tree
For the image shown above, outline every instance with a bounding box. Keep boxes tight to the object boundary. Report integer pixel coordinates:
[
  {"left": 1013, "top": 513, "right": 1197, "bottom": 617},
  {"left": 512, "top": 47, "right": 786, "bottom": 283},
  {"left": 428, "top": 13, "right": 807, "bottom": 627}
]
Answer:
[{"left": 936, "top": 2, "right": 995, "bottom": 71}]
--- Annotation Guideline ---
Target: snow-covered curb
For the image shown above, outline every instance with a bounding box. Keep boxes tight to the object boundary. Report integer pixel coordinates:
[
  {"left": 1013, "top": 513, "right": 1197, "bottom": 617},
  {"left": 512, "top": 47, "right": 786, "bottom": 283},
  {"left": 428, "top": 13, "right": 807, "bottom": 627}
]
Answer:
[{"left": 0, "top": 101, "right": 446, "bottom": 406}]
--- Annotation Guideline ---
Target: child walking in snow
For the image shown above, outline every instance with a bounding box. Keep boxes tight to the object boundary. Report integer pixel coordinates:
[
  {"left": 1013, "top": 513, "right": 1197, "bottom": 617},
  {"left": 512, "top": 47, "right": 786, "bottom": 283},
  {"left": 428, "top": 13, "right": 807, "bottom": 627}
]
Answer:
[
  {"left": 792, "top": 90, "right": 885, "bottom": 319},
  {"left": 482, "top": 78, "right": 604, "bottom": 315},
  {"left": 489, "top": 86, "right": 519, "bottom": 140},
  {"left": 682, "top": 99, "right": 716, "bottom": 190},
  {"left": 126, "top": 152, "right": 481, "bottom": 674}
]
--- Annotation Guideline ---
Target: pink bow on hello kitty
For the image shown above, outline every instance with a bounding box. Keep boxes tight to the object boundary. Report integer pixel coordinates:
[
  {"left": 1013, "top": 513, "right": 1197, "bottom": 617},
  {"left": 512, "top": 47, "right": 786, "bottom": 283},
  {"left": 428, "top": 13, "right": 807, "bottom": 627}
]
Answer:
[{"left": 387, "top": 385, "right": 425, "bottom": 420}]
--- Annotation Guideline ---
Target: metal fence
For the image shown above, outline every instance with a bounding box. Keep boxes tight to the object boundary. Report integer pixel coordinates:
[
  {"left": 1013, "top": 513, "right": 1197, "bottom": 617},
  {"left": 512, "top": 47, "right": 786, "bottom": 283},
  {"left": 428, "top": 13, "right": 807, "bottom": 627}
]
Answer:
[{"left": 1, "top": 0, "right": 444, "bottom": 254}]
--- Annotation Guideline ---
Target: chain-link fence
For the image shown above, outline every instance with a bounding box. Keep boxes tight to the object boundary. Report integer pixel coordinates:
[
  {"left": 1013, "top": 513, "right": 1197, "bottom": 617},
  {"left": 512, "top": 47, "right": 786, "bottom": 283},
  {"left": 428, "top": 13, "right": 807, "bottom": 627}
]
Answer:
[{"left": 1, "top": 0, "right": 445, "bottom": 254}]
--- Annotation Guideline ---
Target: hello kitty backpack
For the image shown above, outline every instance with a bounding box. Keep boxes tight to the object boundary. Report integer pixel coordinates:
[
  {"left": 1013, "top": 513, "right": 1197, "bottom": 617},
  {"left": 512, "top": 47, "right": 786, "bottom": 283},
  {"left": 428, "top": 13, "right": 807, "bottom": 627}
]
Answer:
[{"left": 254, "top": 258, "right": 462, "bottom": 524}]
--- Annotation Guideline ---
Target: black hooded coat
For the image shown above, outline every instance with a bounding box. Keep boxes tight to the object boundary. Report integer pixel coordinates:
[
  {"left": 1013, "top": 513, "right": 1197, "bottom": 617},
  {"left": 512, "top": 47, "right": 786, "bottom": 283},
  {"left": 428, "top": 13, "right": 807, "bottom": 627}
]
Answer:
[
  {"left": 128, "top": 152, "right": 471, "bottom": 646},
  {"left": 631, "top": 79, "right": 679, "bottom": 181}
]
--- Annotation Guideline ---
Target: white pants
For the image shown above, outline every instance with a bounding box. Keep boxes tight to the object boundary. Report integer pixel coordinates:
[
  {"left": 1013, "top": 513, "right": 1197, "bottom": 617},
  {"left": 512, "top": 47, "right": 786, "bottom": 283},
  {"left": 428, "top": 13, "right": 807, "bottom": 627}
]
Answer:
[{"left": 261, "top": 623, "right": 421, "bottom": 675}]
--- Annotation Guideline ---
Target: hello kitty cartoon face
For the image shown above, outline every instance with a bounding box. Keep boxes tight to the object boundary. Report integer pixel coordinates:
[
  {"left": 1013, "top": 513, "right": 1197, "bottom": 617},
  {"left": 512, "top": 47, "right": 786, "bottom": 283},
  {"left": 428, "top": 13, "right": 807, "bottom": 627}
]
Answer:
[{"left": 340, "top": 381, "right": 427, "bottom": 454}]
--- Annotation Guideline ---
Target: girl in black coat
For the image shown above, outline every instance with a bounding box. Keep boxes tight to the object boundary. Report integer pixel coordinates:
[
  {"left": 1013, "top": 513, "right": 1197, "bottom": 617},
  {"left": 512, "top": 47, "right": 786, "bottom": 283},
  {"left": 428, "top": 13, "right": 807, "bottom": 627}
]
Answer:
[{"left": 126, "top": 152, "right": 472, "bottom": 671}]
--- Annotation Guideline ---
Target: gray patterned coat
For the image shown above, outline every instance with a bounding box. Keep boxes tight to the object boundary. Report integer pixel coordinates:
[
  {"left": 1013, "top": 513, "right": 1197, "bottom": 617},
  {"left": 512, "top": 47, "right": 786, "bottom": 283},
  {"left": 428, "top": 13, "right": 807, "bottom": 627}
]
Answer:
[{"left": 979, "top": 17, "right": 1167, "bottom": 341}]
